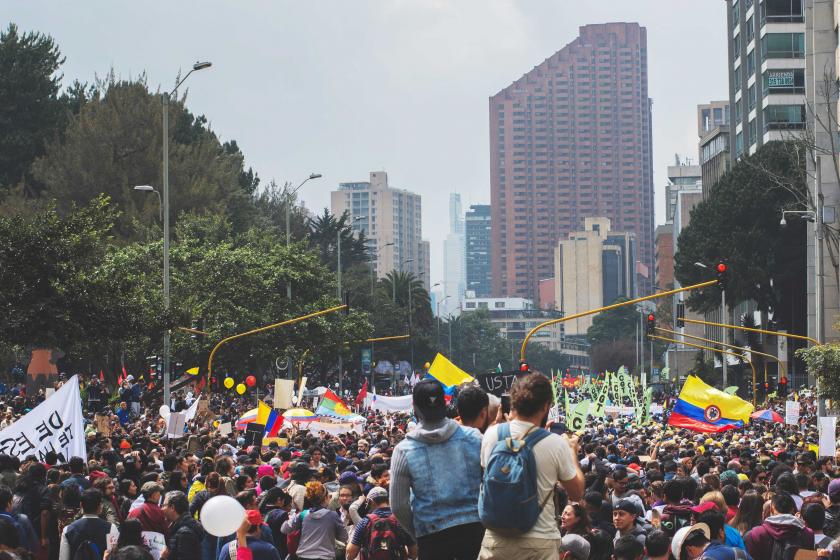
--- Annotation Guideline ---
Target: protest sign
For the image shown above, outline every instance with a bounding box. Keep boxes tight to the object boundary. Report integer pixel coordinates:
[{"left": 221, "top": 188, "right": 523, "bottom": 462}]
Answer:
[
  {"left": 0, "top": 375, "right": 85, "bottom": 462},
  {"left": 819, "top": 416, "right": 837, "bottom": 457},
  {"left": 307, "top": 421, "right": 365, "bottom": 436},
  {"left": 45, "top": 388, "right": 55, "bottom": 398},
  {"left": 95, "top": 415, "right": 111, "bottom": 436},
  {"left": 785, "top": 401, "right": 800, "bottom": 425},
  {"left": 274, "top": 379, "right": 295, "bottom": 409},
  {"left": 184, "top": 398, "right": 200, "bottom": 422},
  {"left": 568, "top": 401, "right": 591, "bottom": 432},
  {"left": 218, "top": 422, "right": 232, "bottom": 436},
  {"left": 166, "top": 412, "right": 186, "bottom": 439},
  {"left": 295, "top": 377, "right": 308, "bottom": 405},
  {"left": 141, "top": 531, "right": 166, "bottom": 560},
  {"left": 244, "top": 423, "right": 266, "bottom": 447},
  {"left": 592, "top": 380, "right": 609, "bottom": 418},
  {"left": 475, "top": 372, "right": 519, "bottom": 396}
]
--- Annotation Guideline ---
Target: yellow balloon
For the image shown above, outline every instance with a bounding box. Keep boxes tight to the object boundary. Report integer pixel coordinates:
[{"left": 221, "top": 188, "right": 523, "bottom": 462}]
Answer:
[
  {"left": 213, "top": 421, "right": 220, "bottom": 428},
  {"left": 424, "top": 362, "right": 431, "bottom": 370},
  {"left": 236, "top": 383, "right": 246, "bottom": 395},
  {"left": 223, "top": 377, "right": 234, "bottom": 389}
]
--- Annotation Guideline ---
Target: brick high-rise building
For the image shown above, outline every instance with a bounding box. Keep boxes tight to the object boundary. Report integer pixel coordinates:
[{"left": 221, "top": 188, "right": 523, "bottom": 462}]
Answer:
[{"left": 490, "top": 22, "right": 654, "bottom": 302}]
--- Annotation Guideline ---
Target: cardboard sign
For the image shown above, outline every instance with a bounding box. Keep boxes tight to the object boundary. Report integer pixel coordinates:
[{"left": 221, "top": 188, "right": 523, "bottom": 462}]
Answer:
[
  {"left": 244, "top": 423, "right": 265, "bottom": 447},
  {"left": 819, "top": 416, "right": 837, "bottom": 457},
  {"left": 166, "top": 412, "right": 186, "bottom": 439},
  {"left": 475, "top": 372, "right": 520, "bottom": 396},
  {"left": 274, "top": 379, "right": 295, "bottom": 409},
  {"left": 95, "top": 415, "right": 111, "bottom": 436},
  {"left": 785, "top": 401, "right": 800, "bottom": 425},
  {"left": 218, "top": 422, "right": 232, "bottom": 436},
  {"left": 196, "top": 399, "right": 209, "bottom": 418}
]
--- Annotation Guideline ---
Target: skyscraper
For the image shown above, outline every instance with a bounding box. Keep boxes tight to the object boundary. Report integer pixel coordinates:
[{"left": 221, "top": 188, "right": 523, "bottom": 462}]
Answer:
[
  {"left": 490, "top": 23, "right": 654, "bottom": 303},
  {"left": 726, "top": 0, "right": 806, "bottom": 160},
  {"left": 465, "top": 205, "right": 492, "bottom": 298},
  {"left": 330, "top": 171, "right": 429, "bottom": 290},
  {"left": 443, "top": 194, "right": 466, "bottom": 316}
]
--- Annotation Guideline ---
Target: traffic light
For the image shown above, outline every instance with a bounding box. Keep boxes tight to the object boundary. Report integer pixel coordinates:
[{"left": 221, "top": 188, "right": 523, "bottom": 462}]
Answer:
[
  {"left": 646, "top": 313, "right": 656, "bottom": 335},
  {"left": 676, "top": 302, "right": 685, "bottom": 328},
  {"left": 190, "top": 318, "right": 202, "bottom": 340},
  {"left": 519, "top": 362, "right": 530, "bottom": 373},
  {"left": 715, "top": 261, "right": 728, "bottom": 290},
  {"left": 342, "top": 290, "right": 351, "bottom": 315}
]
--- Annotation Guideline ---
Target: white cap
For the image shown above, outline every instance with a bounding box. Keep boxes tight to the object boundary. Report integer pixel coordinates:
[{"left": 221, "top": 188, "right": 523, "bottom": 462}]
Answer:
[{"left": 671, "top": 523, "right": 711, "bottom": 560}]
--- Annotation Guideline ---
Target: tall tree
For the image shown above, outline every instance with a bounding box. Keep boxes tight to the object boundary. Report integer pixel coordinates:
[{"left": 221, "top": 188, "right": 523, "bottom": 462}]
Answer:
[{"left": 0, "top": 24, "right": 66, "bottom": 192}]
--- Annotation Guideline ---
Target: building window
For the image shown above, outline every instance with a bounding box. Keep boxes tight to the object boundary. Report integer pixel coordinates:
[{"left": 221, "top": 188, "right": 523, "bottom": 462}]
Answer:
[
  {"left": 732, "top": 0, "right": 740, "bottom": 29},
  {"left": 761, "top": 0, "right": 804, "bottom": 23},
  {"left": 763, "top": 104, "right": 806, "bottom": 130},
  {"left": 494, "top": 301, "right": 505, "bottom": 308},
  {"left": 749, "top": 118, "right": 757, "bottom": 146},
  {"left": 735, "top": 98, "right": 742, "bottom": 122},
  {"left": 733, "top": 33, "right": 741, "bottom": 61},
  {"left": 736, "top": 131, "right": 744, "bottom": 157},
  {"left": 748, "top": 84, "right": 756, "bottom": 112},
  {"left": 761, "top": 32, "right": 805, "bottom": 59},
  {"left": 746, "top": 16, "right": 754, "bottom": 43},
  {"left": 762, "top": 68, "right": 805, "bottom": 95},
  {"left": 747, "top": 50, "right": 756, "bottom": 78}
]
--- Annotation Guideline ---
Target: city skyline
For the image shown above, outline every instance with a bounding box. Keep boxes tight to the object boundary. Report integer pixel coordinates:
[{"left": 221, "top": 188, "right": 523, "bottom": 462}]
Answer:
[{"left": 6, "top": 1, "right": 729, "bottom": 290}]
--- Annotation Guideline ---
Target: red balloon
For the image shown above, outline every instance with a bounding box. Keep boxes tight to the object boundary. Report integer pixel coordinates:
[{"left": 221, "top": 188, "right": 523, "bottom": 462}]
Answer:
[{"left": 245, "top": 375, "right": 256, "bottom": 387}]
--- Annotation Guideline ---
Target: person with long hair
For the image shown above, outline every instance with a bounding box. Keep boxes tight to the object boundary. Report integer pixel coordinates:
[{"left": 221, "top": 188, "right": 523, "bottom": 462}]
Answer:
[
  {"left": 93, "top": 478, "right": 120, "bottom": 526},
  {"left": 730, "top": 492, "right": 765, "bottom": 536},
  {"left": 560, "top": 503, "right": 591, "bottom": 537},
  {"left": 281, "top": 481, "right": 346, "bottom": 560},
  {"left": 117, "top": 480, "right": 137, "bottom": 522}
]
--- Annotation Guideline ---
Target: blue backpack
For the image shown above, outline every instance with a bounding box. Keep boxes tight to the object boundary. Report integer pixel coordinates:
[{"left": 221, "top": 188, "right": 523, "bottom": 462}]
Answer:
[{"left": 478, "top": 423, "right": 552, "bottom": 535}]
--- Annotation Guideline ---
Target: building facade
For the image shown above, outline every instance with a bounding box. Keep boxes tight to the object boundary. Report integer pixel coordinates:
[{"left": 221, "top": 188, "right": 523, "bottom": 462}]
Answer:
[
  {"left": 554, "top": 217, "right": 636, "bottom": 335},
  {"left": 726, "top": 0, "right": 806, "bottom": 160},
  {"left": 655, "top": 223, "right": 675, "bottom": 291},
  {"left": 465, "top": 204, "right": 492, "bottom": 298},
  {"left": 331, "top": 171, "right": 429, "bottom": 290},
  {"left": 489, "top": 22, "right": 655, "bottom": 303},
  {"left": 443, "top": 194, "right": 466, "bottom": 317}
]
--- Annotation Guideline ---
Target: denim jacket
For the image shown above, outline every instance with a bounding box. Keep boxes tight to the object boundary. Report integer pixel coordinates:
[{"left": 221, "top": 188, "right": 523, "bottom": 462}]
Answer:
[{"left": 390, "top": 418, "right": 482, "bottom": 538}]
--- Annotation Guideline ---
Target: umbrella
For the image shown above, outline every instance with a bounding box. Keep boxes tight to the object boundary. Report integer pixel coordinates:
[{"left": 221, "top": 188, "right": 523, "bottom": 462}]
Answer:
[
  {"left": 751, "top": 409, "right": 784, "bottom": 423},
  {"left": 236, "top": 407, "right": 258, "bottom": 430},
  {"left": 282, "top": 408, "right": 318, "bottom": 422}
]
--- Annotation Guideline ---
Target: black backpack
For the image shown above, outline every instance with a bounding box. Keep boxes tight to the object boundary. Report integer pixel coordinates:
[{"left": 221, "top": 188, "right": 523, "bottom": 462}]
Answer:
[
  {"left": 769, "top": 536, "right": 807, "bottom": 560},
  {"left": 72, "top": 539, "right": 102, "bottom": 560}
]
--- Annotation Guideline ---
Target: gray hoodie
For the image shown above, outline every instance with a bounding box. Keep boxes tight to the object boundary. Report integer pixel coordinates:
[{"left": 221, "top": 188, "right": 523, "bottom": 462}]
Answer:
[{"left": 281, "top": 507, "right": 347, "bottom": 559}]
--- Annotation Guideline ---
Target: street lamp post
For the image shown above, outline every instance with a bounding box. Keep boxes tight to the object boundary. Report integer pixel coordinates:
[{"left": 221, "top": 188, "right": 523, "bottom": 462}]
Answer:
[
  {"left": 285, "top": 173, "right": 322, "bottom": 377},
  {"left": 136, "top": 61, "right": 211, "bottom": 407},
  {"left": 436, "top": 295, "right": 451, "bottom": 349},
  {"left": 336, "top": 216, "right": 365, "bottom": 395}
]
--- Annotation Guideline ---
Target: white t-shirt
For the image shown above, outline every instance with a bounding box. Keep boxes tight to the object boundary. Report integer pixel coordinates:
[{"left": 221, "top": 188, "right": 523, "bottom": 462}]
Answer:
[{"left": 481, "top": 420, "right": 578, "bottom": 539}]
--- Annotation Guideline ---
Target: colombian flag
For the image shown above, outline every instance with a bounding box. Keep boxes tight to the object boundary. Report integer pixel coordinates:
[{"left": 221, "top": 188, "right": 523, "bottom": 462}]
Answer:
[
  {"left": 428, "top": 353, "right": 474, "bottom": 388},
  {"left": 668, "top": 375, "right": 754, "bottom": 433},
  {"left": 257, "top": 401, "right": 283, "bottom": 438}
]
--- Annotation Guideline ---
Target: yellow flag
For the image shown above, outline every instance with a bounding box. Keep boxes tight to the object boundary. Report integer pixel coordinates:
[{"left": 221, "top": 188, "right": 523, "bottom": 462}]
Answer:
[
  {"left": 186, "top": 367, "right": 199, "bottom": 376},
  {"left": 428, "top": 353, "right": 474, "bottom": 388},
  {"left": 256, "top": 400, "right": 272, "bottom": 425}
]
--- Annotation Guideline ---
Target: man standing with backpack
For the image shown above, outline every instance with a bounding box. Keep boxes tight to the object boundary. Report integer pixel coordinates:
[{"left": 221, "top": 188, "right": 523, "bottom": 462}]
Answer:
[
  {"left": 391, "top": 379, "right": 484, "bottom": 560},
  {"left": 744, "top": 494, "right": 814, "bottom": 560},
  {"left": 478, "top": 373, "right": 584, "bottom": 560},
  {"left": 58, "top": 489, "right": 118, "bottom": 560},
  {"left": 345, "top": 487, "right": 416, "bottom": 560}
]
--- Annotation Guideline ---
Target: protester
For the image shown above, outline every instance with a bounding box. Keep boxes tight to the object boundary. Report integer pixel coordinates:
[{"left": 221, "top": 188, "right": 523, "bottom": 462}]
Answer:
[
  {"left": 280, "top": 481, "right": 346, "bottom": 560},
  {"left": 162, "top": 491, "right": 203, "bottom": 560},
  {"left": 744, "top": 493, "right": 814, "bottom": 559},
  {"left": 58, "top": 489, "right": 119, "bottom": 560},
  {"left": 345, "top": 487, "right": 415, "bottom": 560},
  {"left": 478, "top": 373, "right": 584, "bottom": 560},
  {"left": 391, "top": 379, "right": 484, "bottom": 560}
]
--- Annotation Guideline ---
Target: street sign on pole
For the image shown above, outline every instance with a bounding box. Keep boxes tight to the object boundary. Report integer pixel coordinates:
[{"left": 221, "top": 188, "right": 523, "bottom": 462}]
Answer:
[{"left": 361, "top": 349, "right": 372, "bottom": 375}]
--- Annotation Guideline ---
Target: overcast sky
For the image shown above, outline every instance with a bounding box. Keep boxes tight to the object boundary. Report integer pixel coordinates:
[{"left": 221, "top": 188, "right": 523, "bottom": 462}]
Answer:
[{"left": 8, "top": 1, "right": 728, "bottom": 289}]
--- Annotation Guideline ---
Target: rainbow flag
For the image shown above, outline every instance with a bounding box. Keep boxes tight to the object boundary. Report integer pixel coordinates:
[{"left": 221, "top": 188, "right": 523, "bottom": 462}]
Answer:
[
  {"left": 668, "top": 375, "right": 754, "bottom": 433},
  {"left": 316, "top": 389, "right": 362, "bottom": 421}
]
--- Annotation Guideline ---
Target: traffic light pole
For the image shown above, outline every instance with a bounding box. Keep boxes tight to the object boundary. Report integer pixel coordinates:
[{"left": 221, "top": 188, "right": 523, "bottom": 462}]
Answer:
[
  {"left": 721, "top": 289, "right": 727, "bottom": 388},
  {"left": 648, "top": 334, "right": 757, "bottom": 404},
  {"left": 519, "top": 280, "right": 718, "bottom": 362}
]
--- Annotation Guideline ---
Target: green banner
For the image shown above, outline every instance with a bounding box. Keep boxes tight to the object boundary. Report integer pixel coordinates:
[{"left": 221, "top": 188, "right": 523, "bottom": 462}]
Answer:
[{"left": 568, "top": 400, "right": 591, "bottom": 432}]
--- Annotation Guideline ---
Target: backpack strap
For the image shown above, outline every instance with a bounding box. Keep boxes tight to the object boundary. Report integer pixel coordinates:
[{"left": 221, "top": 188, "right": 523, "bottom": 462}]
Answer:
[
  {"left": 497, "top": 423, "right": 511, "bottom": 440},
  {"left": 522, "top": 427, "right": 550, "bottom": 449}
]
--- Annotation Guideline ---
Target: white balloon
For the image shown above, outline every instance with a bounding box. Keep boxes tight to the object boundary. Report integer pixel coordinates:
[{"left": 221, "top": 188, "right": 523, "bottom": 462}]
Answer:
[
  {"left": 200, "top": 495, "right": 246, "bottom": 537},
  {"left": 159, "top": 405, "right": 171, "bottom": 418}
]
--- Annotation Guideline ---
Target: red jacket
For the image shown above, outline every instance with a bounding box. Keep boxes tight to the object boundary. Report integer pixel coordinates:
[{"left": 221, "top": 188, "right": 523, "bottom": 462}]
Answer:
[{"left": 128, "top": 501, "right": 169, "bottom": 537}]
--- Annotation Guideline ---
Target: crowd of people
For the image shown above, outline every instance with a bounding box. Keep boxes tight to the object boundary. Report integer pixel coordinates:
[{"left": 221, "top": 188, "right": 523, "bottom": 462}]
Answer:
[{"left": 0, "top": 371, "right": 832, "bottom": 560}]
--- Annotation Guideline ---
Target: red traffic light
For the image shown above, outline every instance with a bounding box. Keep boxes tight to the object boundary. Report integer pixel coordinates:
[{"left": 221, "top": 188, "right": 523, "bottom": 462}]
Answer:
[
  {"left": 647, "top": 314, "right": 655, "bottom": 322},
  {"left": 716, "top": 263, "right": 727, "bottom": 273},
  {"left": 519, "top": 362, "right": 529, "bottom": 373}
]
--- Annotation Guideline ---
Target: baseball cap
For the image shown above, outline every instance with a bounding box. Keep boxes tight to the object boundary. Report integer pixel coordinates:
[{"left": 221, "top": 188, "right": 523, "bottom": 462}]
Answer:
[
  {"left": 245, "top": 509, "right": 263, "bottom": 527},
  {"left": 412, "top": 379, "right": 446, "bottom": 422},
  {"left": 367, "top": 486, "right": 388, "bottom": 502},
  {"left": 560, "top": 534, "right": 591, "bottom": 560},
  {"left": 690, "top": 501, "right": 718, "bottom": 514},
  {"left": 671, "top": 523, "right": 711, "bottom": 560},
  {"left": 828, "top": 478, "right": 840, "bottom": 497},
  {"left": 614, "top": 499, "right": 637, "bottom": 516},
  {"left": 339, "top": 471, "right": 363, "bottom": 485}
]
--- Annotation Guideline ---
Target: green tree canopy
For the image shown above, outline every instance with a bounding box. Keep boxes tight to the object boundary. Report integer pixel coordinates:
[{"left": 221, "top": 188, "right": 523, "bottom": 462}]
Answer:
[
  {"left": 0, "top": 24, "right": 66, "bottom": 191},
  {"left": 674, "top": 141, "right": 808, "bottom": 315}
]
